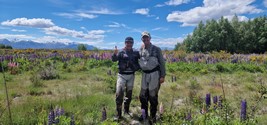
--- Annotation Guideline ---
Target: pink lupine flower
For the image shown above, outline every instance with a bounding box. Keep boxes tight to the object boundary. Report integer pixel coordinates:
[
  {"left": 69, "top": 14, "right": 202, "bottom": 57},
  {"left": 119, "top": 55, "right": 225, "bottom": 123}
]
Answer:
[{"left": 159, "top": 102, "right": 164, "bottom": 115}]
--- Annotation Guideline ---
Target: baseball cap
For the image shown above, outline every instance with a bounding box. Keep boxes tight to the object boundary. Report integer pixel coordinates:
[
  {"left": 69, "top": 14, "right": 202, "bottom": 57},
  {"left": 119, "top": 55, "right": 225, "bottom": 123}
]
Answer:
[
  {"left": 141, "top": 31, "right": 151, "bottom": 38},
  {"left": 125, "top": 37, "right": 134, "bottom": 43}
]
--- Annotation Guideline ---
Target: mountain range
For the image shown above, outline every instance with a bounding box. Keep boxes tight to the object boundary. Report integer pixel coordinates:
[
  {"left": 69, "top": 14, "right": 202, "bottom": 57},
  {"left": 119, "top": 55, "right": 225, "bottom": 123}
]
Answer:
[{"left": 0, "top": 39, "right": 95, "bottom": 50}]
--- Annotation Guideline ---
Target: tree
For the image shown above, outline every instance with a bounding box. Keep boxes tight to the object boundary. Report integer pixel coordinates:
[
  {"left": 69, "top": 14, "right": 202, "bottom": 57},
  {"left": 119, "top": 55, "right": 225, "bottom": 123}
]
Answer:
[
  {"left": 180, "top": 16, "right": 267, "bottom": 53},
  {"left": 0, "top": 44, "right": 12, "bottom": 49},
  {"left": 0, "top": 44, "right": 5, "bottom": 49},
  {"left": 5, "top": 45, "right": 12, "bottom": 49},
  {"left": 77, "top": 44, "right": 87, "bottom": 51},
  {"left": 174, "top": 42, "right": 186, "bottom": 51}
]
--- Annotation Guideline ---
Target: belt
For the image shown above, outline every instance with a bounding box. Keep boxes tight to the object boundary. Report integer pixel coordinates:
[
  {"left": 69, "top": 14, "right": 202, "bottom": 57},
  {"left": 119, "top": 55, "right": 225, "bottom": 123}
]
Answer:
[
  {"left": 119, "top": 71, "right": 134, "bottom": 75},
  {"left": 142, "top": 66, "right": 159, "bottom": 74}
]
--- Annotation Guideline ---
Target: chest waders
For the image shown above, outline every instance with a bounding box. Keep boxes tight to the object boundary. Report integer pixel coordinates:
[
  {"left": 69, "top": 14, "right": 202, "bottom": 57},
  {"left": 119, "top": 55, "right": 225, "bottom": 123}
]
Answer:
[
  {"left": 112, "top": 49, "right": 140, "bottom": 120},
  {"left": 139, "top": 45, "right": 161, "bottom": 120}
]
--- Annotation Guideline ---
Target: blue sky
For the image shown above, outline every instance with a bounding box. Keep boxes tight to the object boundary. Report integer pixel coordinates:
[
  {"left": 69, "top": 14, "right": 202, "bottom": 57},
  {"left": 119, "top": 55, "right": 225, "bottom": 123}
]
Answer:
[{"left": 0, "top": 0, "right": 266, "bottom": 49}]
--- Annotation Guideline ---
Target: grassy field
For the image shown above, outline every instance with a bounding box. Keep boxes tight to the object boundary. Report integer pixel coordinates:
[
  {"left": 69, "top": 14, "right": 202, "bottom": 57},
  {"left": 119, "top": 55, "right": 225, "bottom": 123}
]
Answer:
[{"left": 0, "top": 54, "right": 267, "bottom": 124}]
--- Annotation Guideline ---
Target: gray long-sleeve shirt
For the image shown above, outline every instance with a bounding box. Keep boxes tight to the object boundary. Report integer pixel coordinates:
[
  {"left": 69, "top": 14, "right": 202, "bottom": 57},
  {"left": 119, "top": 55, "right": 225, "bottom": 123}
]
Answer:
[{"left": 140, "top": 44, "right": 166, "bottom": 78}]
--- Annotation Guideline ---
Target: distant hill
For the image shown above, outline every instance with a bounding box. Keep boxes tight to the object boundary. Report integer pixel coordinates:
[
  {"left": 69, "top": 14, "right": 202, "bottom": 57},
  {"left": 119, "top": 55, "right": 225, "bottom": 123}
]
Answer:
[{"left": 0, "top": 39, "right": 95, "bottom": 50}]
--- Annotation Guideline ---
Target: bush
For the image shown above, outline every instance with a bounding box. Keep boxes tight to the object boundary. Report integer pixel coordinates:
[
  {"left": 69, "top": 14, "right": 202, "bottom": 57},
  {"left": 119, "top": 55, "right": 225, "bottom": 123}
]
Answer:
[
  {"left": 30, "top": 71, "right": 43, "bottom": 87},
  {"left": 38, "top": 66, "right": 59, "bottom": 80}
]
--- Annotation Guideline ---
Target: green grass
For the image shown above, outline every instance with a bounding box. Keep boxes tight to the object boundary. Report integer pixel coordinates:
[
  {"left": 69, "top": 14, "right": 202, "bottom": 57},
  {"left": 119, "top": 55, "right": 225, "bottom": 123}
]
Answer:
[{"left": 0, "top": 62, "right": 267, "bottom": 124}]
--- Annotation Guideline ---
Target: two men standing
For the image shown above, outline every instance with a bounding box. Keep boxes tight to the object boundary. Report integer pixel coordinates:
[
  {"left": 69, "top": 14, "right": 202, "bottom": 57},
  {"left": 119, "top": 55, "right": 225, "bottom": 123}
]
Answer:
[{"left": 112, "top": 31, "right": 166, "bottom": 123}]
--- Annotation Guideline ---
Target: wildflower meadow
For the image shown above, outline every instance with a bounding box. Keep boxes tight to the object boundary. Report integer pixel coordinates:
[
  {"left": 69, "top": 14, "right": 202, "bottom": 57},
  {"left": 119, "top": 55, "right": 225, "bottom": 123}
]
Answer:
[{"left": 0, "top": 49, "right": 267, "bottom": 125}]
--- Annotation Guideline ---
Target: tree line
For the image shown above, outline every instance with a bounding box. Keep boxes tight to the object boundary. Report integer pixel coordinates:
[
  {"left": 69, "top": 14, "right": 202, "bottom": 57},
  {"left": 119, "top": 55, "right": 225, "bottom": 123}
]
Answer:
[
  {"left": 0, "top": 44, "right": 12, "bottom": 49},
  {"left": 175, "top": 15, "right": 267, "bottom": 54}
]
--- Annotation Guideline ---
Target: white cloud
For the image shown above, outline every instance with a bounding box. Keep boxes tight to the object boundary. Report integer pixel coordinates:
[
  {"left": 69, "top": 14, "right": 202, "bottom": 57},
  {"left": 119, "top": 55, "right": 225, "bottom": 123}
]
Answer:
[
  {"left": 165, "top": 0, "right": 190, "bottom": 6},
  {"left": 33, "top": 36, "right": 73, "bottom": 44},
  {"left": 167, "top": 0, "right": 263, "bottom": 26},
  {"left": 105, "top": 22, "right": 126, "bottom": 28},
  {"left": 76, "top": 13, "right": 97, "bottom": 19},
  {"left": 134, "top": 8, "right": 149, "bottom": 15},
  {"left": 44, "top": 26, "right": 105, "bottom": 42},
  {"left": 155, "top": 0, "right": 190, "bottom": 7},
  {"left": 1, "top": 18, "right": 55, "bottom": 28},
  {"left": 152, "top": 27, "right": 168, "bottom": 31},
  {"left": 55, "top": 12, "right": 97, "bottom": 19},
  {"left": 11, "top": 29, "right": 26, "bottom": 32},
  {"left": 0, "top": 34, "right": 35, "bottom": 40},
  {"left": 80, "top": 27, "right": 86, "bottom": 30},
  {"left": 264, "top": 0, "right": 267, "bottom": 7},
  {"left": 83, "top": 8, "right": 123, "bottom": 15},
  {"left": 224, "top": 15, "right": 249, "bottom": 22},
  {"left": 152, "top": 37, "right": 184, "bottom": 48},
  {"left": 55, "top": 8, "right": 122, "bottom": 19}
]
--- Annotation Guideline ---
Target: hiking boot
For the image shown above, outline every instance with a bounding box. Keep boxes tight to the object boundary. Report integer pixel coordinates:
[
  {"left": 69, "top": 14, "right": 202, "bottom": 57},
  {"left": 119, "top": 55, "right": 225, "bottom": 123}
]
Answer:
[
  {"left": 124, "top": 111, "right": 133, "bottom": 118},
  {"left": 151, "top": 116, "right": 157, "bottom": 123},
  {"left": 138, "top": 114, "right": 147, "bottom": 121},
  {"left": 113, "top": 115, "right": 122, "bottom": 121}
]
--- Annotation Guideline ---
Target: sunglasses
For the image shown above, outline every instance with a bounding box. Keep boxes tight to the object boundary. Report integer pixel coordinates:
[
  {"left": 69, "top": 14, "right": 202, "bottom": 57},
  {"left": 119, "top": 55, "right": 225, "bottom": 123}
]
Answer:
[{"left": 142, "top": 37, "right": 150, "bottom": 42}]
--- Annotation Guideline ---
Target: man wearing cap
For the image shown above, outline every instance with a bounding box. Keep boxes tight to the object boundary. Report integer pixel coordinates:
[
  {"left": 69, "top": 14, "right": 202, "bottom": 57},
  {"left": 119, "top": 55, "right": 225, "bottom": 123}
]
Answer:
[
  {"left": 138, "top": 31, "right": 166, "bottom": 123},
  {"left": 112, "top": 36, "right": 140, "bottom": 120}
]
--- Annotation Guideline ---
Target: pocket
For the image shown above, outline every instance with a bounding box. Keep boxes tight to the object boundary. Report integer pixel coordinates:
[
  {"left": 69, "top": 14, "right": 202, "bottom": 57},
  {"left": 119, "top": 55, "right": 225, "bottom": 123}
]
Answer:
[{"left": 139, "top": 57, "right": 159, "bottom": 70}]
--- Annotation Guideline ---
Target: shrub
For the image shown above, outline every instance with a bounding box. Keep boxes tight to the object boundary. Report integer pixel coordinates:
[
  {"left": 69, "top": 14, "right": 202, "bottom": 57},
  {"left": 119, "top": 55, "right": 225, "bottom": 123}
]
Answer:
[
  {"left": 30, "top": 71, "right": 43, "bottom": 87},
  {"left": 38, "top": 66, "right": 59, "bottom": 80}
]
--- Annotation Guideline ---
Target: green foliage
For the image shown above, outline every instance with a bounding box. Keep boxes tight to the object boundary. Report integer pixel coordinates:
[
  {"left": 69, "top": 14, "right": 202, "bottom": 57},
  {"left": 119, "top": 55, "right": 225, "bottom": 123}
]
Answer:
[
  {"left": 87, "top": 59, "right": 114, "bottom": 68},
  {"left": 77, "top": 44, "right": 87, "bottom": 51},
  {"left": 28, "top": 87, "right": 45, "bottom": 96},
  {"left": 166, "top": 62, "right": 265, "bottom": 73},
  {"left": 105, "top": 76, "right": 117, "bottom": 93},
  {"left": 29, "top": 70, "right": 44, "bottom": 87},
  {"left": 38, "top": 65, "right": 59, "bottom": 80},
  {"left": 180, "top": 16, "right": 267, "bottom": 53},
  {"left": 1, "top": 50, "right": 267, "bottom": 124},
  {"left": 0, "top": 60, "right": 8, "bottom": 72},
  {"left": 0, "top": 44, "right": 12, "bottom": 49}
]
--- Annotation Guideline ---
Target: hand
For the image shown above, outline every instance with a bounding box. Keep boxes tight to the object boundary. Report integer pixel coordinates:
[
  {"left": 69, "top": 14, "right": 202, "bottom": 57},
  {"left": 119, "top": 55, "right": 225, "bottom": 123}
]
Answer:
[
  {"left": 114, "top": 46, "right": 118, "bottom": 55},
  {"left": 159, "top": 77, "right": 165, "bottom": 84},
  {"left": 141, "top": 44, "right": 145, "bottom": 49}
]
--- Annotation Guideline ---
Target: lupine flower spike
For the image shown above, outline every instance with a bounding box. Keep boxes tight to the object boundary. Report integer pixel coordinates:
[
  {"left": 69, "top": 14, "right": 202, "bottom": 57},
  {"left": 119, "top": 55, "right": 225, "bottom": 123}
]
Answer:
[
  {"left": 48, "top": 104, "right": 55, "bottom": 125},
  {"left": 240, "top": 100, "right": 247, "bottom": 121},
  {"left": 205, "top": 93, "right": 211, "bottom": 109},
  {"left": 186, "top": 110, "right": 192, "bottom": 121},
  {"left": 102, "top": 107, "right": 107, "bottom": 121},
  {"left": 70, "top": 114, "right": 75, "bottom": 125}
]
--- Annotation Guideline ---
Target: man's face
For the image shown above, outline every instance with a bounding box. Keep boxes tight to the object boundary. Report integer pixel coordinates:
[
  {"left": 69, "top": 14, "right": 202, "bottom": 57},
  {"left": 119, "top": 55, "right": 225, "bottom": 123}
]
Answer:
[
  {"left": 142, "top": 36, "right": 150, "bottom": 46},
  {"left": 125, "top": 41, "right": 133, "bottom": 49}
]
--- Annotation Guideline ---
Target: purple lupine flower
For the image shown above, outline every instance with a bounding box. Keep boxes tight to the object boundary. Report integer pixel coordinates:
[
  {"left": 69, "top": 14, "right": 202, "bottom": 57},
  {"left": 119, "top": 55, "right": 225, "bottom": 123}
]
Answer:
[
  {"left": 54, "top": 107, "right": 60, "bottom": 124},
  {"left": 102, "top": 107, "right": 107, "bottom": 121},
  {"left": 185, "top": 111, "right": 192, "bottom": 121},
  {"left": 213, "top": 96, "right": 218, "bottom": 104},
  {"left": 213, "top": 96, "right": 218, "bottom": 110},
  {"left": 59, "top": 107, "right": 64, "bottom": 115},
  {"left": 70, "top": 114, "right": 75, "bottom": 125},
  {"left": 48, "top": 106, "right": 55, "bottom": 125},
  {"left": 205, "top": 93, "right": 211, "bottom": 108},
  {"left": 141, "top": 109, "right": 146, "bottom": 120},
  {"left": 240, "top": 100, "right": 247, "bottom": 121}
]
